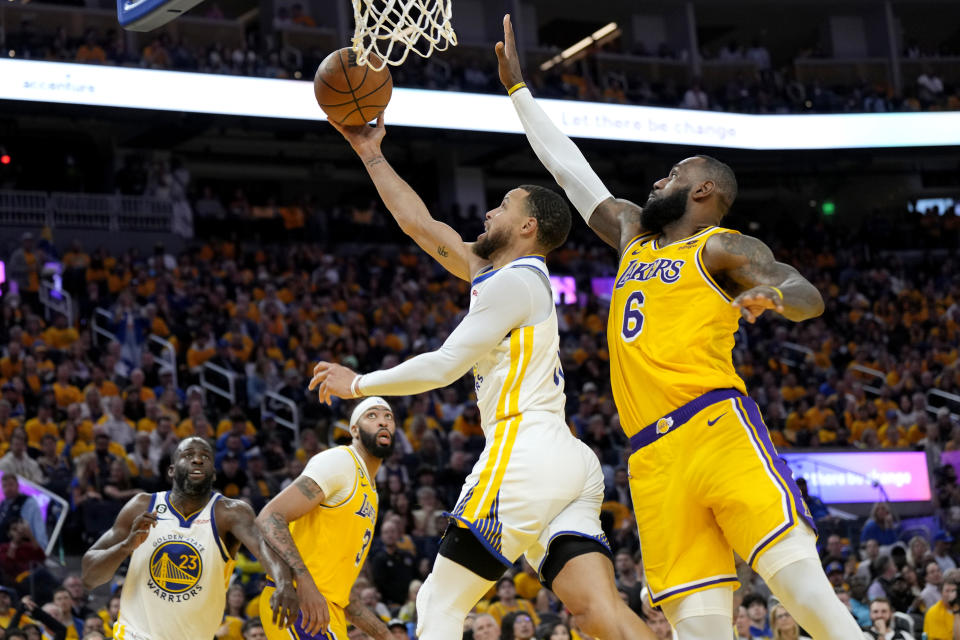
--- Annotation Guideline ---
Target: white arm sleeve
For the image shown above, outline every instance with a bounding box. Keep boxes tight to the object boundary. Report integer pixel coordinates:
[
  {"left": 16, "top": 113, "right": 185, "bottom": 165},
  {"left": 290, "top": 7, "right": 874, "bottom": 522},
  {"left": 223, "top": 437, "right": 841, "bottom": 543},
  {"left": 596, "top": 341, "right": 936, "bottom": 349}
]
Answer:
[
  {"left": 510, "top": 87, "right": 613, "bottom": 222},
  {"left": 359, "top": 269, "right": 548, "bottom": 397}
]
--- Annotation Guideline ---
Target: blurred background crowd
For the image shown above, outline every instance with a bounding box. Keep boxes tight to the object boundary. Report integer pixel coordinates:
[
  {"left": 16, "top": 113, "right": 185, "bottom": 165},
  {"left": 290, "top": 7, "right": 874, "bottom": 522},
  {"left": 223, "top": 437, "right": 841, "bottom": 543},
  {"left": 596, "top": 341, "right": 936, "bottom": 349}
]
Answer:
[{"left": 0, "top": 200, "right": 958, "bottom": 638}]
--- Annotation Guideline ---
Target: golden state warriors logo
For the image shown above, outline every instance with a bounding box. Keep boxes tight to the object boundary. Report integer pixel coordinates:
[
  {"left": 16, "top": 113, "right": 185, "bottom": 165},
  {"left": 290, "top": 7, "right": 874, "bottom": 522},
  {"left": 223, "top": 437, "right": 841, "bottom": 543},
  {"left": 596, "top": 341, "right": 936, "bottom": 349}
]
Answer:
[
  {"left": 655, "top": 417, "right": 674, "bottom": 435},
  {"left": 149, "top": 541, "right": 202, "bottom": 595}
]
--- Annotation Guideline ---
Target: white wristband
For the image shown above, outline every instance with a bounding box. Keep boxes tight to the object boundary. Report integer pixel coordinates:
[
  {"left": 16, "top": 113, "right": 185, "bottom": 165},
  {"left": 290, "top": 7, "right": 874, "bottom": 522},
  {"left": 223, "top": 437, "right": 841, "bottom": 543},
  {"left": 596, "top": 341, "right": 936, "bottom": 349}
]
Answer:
[{"left": 350, "top": 375, "right": 363, "bottom": 398}]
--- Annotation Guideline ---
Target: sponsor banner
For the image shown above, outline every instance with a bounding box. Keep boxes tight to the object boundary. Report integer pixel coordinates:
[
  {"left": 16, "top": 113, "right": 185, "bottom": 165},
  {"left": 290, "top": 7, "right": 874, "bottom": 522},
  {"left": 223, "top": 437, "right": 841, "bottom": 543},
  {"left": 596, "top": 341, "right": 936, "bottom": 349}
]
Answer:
[
  {"left": 2, "top": 59, "right": 960, "bottom": 150},
  {"left": 781, "top": 450, "right": 931, "bottom": 504}
]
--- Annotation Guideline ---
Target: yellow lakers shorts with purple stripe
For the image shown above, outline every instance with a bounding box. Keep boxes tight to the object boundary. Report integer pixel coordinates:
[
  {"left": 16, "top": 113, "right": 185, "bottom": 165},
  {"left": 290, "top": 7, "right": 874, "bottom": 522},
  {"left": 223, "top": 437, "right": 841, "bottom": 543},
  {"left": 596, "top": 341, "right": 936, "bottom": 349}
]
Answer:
[
  {"left": 628, "top": 390, "right": 815, "bottom": 606},
  {"left": 260, "top": 582, "right": 347, "bottom": 640}
]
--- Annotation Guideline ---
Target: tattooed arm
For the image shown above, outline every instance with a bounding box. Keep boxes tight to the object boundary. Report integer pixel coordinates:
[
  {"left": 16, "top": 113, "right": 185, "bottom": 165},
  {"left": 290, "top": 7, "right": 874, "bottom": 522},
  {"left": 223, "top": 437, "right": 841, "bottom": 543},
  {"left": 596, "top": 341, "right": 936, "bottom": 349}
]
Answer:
[
  {"left": 701, "top": 232, "right": 824, "bottom": 323},
  {"left": 344, "top": 596, "right": 391, "bottom": 640},
  {"left": 329, "top": 114, "right": 485, "bottom": 282},
  {"left": 255, "top": 476, "right": 330, "bottom": 634}
]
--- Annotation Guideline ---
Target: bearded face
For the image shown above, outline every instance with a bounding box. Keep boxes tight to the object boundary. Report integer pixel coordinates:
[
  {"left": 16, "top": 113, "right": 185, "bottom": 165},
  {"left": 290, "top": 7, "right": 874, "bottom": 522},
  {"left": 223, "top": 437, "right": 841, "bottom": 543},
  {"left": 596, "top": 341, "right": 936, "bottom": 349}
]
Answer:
[
  {"left": 641, "top": 186, "right": 691, "bottom": 234},
  {"left": 358, "top": 423, "right": 395, "bottom": 459},
  {"left": 472, "top": 226, "right": 511, "bottom": 260}
]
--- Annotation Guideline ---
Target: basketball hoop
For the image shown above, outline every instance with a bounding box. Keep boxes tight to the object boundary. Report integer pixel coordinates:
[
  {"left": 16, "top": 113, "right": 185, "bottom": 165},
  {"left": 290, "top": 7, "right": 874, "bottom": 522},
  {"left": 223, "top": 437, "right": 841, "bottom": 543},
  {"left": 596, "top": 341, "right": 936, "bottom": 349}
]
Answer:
[{"left": 351, "top": 0, "right": 457, "bottom": 71}]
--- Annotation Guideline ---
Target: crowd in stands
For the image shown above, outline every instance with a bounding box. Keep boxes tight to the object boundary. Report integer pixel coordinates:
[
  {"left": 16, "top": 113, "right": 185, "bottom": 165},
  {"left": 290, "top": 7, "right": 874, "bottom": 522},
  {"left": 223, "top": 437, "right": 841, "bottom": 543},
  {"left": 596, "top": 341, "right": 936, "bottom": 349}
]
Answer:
[
  {"left": 3, "top": 13, "right": 960, "bottom": 115},
  {"left": 0, "top": 200, "right": 958, "bottom": 638}
]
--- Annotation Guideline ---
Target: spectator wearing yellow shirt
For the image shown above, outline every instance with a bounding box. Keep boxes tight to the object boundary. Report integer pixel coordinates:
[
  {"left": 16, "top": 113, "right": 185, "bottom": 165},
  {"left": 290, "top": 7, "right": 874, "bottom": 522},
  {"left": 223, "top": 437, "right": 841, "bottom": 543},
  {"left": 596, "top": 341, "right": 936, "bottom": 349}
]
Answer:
[
  {"left": 878, "top": 410, "right": 907, "bottom": 447},
  {"left": 223, "top": 329, "right": 254, "bottom": 363},
  {"left": 0, "top": 342, "right": 24, "bottom": 380},
  {"left": 75, "top": 29, "right": 107, "bottom": 63},
  {"left": 176, "top": 400, "right": 209, "bottom": 439},
  {"left": 32, "top": 344, "right": 55, "bottom": 381},
  {"left": 513, "top": 562, "right": 542, "bottom": 601},
  {"left": 452, "top": 405, "right": 483, "bottom": 440},
  {"left": 849, "top": 405, "right": 876, "bottom": 442},
  {"left": 24, "top": 403, "right": 58, "bottom": 449},
  {"left": 41, "top": 314, "right": 79, "bottom": 352},
  {"left": 122, "top": 369, "right": 155, "bottom": 420},
  {"left": 136, "top": 399, "right": 161, "bottom": 433},
  {"left": 294, "top": 428, "right": 323, "bottom": 463},
  {"left": 83, "top": 366, "right": 120, "bottom": 399},
  {"left": 187, "top": 330, "right": 217, "bottom": 374},
  {"left": 907, "top": 413, "right": 932, "bottom": 445},
  {"left": 216, "top": 408, "right": 257, "bottom": 439},
  {"left": 63, "top": 403, "right": 94, "bottom": 443},
  {"left": 924, "top": 569, "right": 960, "bottom": 639},
  {"left": 53, "top": 364, "right": 83, "bottom": 410},
  {"left": 0, "top": 400, "right": 20, "bottom": 440},
  {"left": 485, "top": 576, "right": 539, "bottom": 626},
  {"left": 874, "top": 387, "right": 899, "bottom": 419},
  {"left": 803, "top": 394, "right": 835, "bottom": 431},
  {"left": 97, "top": 594, "right": 121, "bottom": 638},
  {"left": 780, "top": 373, "right": 807, "bottom": 403}
]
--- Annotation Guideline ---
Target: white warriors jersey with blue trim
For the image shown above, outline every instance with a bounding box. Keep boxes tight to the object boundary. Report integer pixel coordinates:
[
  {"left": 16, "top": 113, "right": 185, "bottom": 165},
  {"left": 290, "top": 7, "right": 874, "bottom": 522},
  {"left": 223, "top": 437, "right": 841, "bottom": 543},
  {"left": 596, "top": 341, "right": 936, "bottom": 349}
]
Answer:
[
  {"left": 470, "top": 255, "right": 565, "bottom": 433},
  {"left": 115, "top": 491, "right": 233, "bottom": 640}
]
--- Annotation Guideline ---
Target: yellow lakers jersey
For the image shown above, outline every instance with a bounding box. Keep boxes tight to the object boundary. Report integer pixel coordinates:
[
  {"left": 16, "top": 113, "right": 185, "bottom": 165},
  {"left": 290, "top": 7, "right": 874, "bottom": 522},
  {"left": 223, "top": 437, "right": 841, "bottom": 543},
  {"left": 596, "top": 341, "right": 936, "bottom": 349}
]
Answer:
[
  {"left": 290, "top": 446, "right": 378, "bottom": 608},
  {"left": 608, "top": 226, "right": 746, "bottom": 436}
]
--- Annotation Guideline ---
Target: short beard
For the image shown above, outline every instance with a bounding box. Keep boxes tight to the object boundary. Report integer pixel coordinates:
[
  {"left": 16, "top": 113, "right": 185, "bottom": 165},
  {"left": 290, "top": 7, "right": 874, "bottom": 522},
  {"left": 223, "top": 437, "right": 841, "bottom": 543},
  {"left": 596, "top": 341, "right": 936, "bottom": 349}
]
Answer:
[
  {"left": 641, "top": 186, "right": 690, "bottom": 234},
  {"left": 173, "top": 466, "right": 214, "bottom": 497},
  {"left": 472, "top": 227, "right": 510, "bottom": 260},
  {"left": 358, "top": 427, "right": 395, "bottom": 459}
]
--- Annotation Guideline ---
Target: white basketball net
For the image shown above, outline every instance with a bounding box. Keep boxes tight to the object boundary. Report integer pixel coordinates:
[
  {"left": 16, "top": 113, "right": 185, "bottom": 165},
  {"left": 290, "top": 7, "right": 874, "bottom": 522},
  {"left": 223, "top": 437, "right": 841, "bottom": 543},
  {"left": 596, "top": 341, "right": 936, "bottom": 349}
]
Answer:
[{"left": 351, "top": 0, "right": 458, "bottom": 71}]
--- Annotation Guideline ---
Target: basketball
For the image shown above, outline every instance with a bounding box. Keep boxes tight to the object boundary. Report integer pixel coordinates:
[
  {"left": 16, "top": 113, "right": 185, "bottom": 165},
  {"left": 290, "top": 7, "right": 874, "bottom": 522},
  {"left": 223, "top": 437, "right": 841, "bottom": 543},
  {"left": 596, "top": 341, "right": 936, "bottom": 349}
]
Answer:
[{"left": 314, "top": 48, "right": 393, "bottom": 126}]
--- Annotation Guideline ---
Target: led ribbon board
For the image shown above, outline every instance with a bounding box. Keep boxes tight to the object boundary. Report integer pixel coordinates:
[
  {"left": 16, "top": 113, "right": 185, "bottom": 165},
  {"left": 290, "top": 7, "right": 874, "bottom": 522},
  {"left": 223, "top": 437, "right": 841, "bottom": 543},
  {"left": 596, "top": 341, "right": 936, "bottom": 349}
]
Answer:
[
  {"left": 2, "top": 59, "right": 960, "bottom": 150},
  {"left": 781, "top": 451, "right": 932, "bottom": 504}
]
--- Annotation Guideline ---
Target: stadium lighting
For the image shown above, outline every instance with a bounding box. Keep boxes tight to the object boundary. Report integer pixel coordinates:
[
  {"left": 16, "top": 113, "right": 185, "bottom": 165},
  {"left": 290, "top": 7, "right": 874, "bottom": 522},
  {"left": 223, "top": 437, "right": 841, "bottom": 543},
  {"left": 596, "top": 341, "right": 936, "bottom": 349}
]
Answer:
[{"left": 540, "top": 22, "right": 620, "bottom": 72}]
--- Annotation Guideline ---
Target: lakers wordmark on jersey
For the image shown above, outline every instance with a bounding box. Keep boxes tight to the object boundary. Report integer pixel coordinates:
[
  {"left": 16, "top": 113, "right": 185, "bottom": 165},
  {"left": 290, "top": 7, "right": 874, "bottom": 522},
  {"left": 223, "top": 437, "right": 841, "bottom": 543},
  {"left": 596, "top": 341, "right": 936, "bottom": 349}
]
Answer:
[
  {"left": 261, "top": 446, "right": 378, "bottom": 640},
  {"left": 608, "top": 226, "right": 747, "bottom": 435}
]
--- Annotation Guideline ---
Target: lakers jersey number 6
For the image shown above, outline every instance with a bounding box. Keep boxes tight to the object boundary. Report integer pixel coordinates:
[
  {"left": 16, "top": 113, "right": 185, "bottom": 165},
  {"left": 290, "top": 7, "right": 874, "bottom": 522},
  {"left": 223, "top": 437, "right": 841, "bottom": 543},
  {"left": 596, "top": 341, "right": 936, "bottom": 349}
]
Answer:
[
  {"left": 115, "top": 491, "right": 232, "bottom": 640},
  {"left": 608, "top": 227, "right": 747, "bottom": 437}
]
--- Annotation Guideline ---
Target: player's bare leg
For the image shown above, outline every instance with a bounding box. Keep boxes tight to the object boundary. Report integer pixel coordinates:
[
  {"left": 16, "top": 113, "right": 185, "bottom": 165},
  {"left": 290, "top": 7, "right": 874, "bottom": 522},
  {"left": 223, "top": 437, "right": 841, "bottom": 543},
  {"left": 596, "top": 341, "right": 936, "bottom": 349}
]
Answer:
[{"left": 551, "top": 552, "right": 658, "bottom": 640}]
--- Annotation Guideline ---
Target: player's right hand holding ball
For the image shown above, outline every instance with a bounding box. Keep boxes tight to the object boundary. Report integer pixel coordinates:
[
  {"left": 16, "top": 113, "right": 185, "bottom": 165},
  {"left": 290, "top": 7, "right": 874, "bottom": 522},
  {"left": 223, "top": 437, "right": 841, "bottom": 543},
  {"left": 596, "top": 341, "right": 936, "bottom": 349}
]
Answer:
[{"left": 329, "top": 113, "right": 386, "bottom": 161}]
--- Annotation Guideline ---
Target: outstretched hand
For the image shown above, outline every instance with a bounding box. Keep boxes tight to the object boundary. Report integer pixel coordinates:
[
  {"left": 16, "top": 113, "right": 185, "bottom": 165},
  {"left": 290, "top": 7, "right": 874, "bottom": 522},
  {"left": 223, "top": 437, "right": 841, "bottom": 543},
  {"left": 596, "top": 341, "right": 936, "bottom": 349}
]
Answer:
[
  {"left": 731, "top": 286, "right": 784, "bottom": 324},
  {"left": 495, "top": 14, "right": 525, "bottom": 91},
  {"left": 329, "top": 112, "right": 386, "bottom": 158},
  {"left": 308, "top": 362, "right": 361, "bottom": 405}
]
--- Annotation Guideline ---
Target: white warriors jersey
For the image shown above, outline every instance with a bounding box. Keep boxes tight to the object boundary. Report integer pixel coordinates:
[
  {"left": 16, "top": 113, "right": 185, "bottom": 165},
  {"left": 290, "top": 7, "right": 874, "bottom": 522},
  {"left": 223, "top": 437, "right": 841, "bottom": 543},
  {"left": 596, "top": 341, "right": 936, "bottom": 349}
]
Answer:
[
  {"left": 115, "top": 491, "right": 233, "bottom": 640},
  {"left": 470, "top": 255, "right": 565, "bottom": 433}
]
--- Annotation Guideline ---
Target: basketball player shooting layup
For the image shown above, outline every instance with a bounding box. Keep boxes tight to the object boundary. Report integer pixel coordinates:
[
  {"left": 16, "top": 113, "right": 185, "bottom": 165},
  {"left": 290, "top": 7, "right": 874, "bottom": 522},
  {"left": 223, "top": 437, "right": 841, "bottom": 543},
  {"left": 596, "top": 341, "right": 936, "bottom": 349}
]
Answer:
[
  {"left": 312, "top": 118, "right": 656, "bottom": 640},
  {"left": 255, "top": 398, "right": 395, "bottom": 640},
  {"left": 80, "top": 437, "right": 288, "bottom": 640},
  {"left": 495, "top": 14, "right": 863, "bottom": 640}
]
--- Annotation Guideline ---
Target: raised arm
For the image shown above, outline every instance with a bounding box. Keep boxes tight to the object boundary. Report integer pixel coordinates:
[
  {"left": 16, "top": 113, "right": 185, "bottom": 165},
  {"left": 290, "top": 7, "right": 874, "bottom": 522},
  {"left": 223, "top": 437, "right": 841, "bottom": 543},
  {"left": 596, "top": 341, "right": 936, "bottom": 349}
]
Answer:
[
  {"left": 701, "top": 232, "right": 825, "bottom": 323},
  {"left": 80, "top": 493, "right": 155, "bottom": 590},
  {"left": 256, "top": 476, "right": 330, "bottom": 635},
  {"left": 495, "top": 14, "right": 644, "bottom": 253},
  {"left": 330, "top": 115, "right": 484, "bottom": 281}
]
